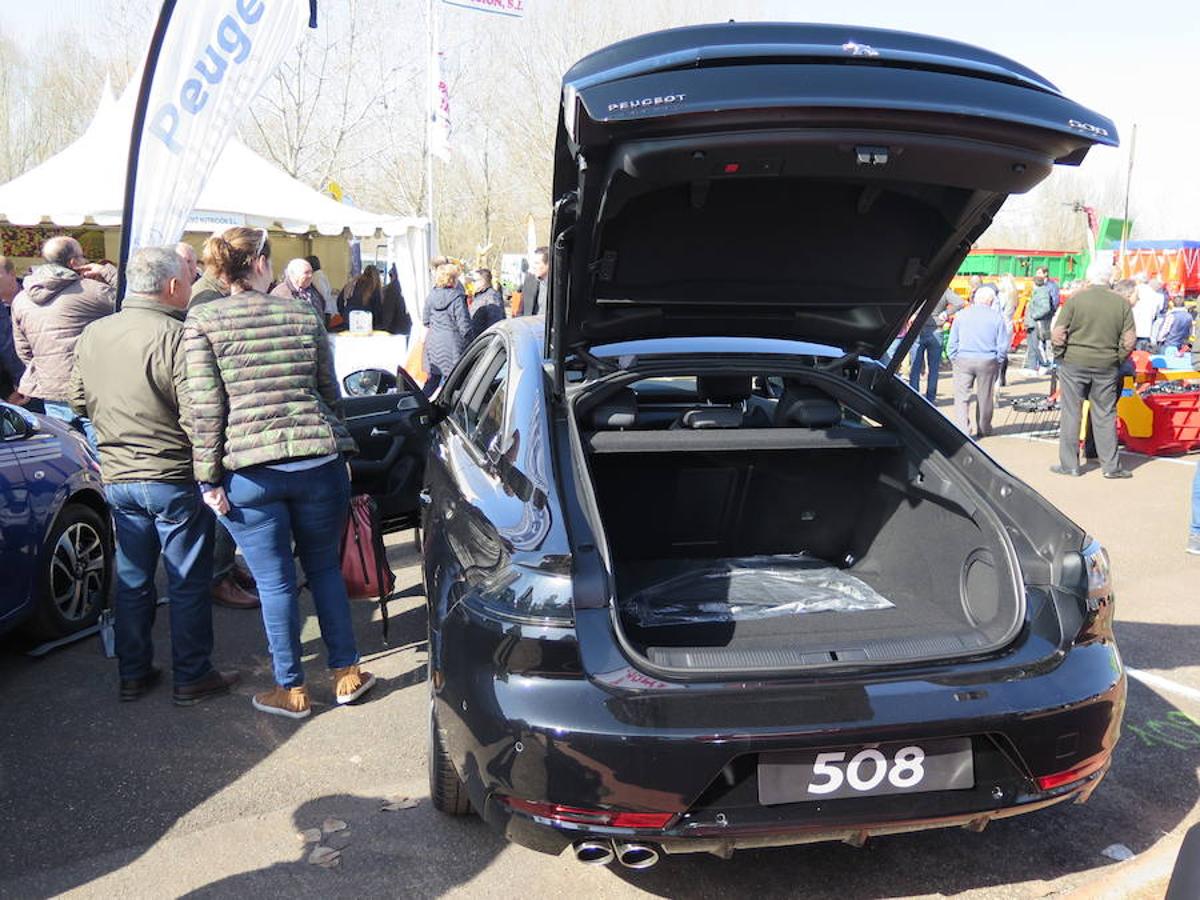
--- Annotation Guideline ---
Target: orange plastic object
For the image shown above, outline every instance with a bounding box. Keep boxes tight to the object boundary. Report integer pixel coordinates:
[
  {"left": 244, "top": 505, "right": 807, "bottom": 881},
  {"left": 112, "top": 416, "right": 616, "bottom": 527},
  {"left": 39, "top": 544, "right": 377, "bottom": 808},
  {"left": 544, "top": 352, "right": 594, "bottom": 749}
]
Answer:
[{"left": 1118, "top": 391, "right": 1200, "bottom": 455}]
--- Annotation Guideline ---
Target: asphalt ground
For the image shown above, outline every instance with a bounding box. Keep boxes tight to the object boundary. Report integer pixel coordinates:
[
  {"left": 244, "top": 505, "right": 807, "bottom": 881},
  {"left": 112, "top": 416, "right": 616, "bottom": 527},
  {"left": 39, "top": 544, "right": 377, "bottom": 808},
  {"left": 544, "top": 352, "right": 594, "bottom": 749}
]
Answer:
[{"left": 2, "top": 370, "right": 1198, "bottom": 899}]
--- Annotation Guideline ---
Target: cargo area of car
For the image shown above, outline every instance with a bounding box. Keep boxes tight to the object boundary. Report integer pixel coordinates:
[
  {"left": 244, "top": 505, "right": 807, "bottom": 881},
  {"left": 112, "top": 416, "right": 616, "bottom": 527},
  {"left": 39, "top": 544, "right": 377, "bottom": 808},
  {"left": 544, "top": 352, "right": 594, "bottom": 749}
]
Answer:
[{"left": 578, "top": 376, "right": 1022, "bottom": 672}]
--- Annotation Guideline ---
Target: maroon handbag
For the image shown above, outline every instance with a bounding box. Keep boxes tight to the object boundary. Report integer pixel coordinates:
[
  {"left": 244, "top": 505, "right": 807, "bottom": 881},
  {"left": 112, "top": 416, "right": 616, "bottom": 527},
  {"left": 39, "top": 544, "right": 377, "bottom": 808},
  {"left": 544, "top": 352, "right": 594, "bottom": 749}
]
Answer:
[{"left": 340, "top": 495, "right": 396, "bottom": 641}]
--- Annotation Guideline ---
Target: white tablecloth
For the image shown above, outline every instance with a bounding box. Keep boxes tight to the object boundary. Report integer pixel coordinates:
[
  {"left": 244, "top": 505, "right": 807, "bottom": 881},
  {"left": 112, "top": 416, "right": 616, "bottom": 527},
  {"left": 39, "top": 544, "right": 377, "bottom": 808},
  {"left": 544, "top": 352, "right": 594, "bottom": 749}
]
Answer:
[{"left": 330, "top": 333, "right": 410, "bottom": 392}]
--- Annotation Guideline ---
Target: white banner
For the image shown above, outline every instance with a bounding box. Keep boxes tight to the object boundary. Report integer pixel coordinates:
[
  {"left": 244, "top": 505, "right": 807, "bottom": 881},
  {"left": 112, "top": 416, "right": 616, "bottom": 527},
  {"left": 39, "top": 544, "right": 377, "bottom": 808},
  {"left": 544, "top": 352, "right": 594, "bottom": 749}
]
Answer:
[
  {"left": 128, "top": 0, "right": 310, "bottom": 251},
  {"left": 442, "top": 0, "right": 526, "bottom": 18}
]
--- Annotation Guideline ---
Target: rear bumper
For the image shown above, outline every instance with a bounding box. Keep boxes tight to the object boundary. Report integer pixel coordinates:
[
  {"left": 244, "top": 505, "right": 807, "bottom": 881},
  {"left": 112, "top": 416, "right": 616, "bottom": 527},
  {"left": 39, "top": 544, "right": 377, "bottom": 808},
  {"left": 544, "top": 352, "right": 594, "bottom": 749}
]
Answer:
[
  {"left": 486, "top": 770, "right": 1107, "bottom": 858},
  {"left": 434, "top": 611, "right": 1125, "bottom": 856}
]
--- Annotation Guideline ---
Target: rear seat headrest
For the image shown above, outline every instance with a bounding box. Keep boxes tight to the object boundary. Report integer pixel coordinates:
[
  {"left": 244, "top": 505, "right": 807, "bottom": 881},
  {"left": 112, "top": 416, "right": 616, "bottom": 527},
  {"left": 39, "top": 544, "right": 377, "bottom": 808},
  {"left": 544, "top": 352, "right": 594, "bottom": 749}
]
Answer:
[
  {"left": 681, "top": 407, "right": 744, "bottom": 429},
  {"left": 589, "top": 387, "right": 637, "bottom": 429},
  {"left": 697, "top": 375, "right": 752, "bottom": 404},
  {"left": 784, "top": 398, "right": 842, "bottom": 428},
  {"left": 776, "top": 383, "right": 842, "bottom": 428}
]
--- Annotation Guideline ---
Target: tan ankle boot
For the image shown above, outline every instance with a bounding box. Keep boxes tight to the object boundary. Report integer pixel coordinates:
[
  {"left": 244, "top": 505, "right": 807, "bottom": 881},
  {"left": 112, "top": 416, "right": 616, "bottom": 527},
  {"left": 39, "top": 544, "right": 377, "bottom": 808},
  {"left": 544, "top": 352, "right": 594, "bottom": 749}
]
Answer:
[
  {"left": 332, "top": 665, "right": 376, "bottom": 705},
  {"left": 252, "top": 685, "right": 311, "bottom": 719}
]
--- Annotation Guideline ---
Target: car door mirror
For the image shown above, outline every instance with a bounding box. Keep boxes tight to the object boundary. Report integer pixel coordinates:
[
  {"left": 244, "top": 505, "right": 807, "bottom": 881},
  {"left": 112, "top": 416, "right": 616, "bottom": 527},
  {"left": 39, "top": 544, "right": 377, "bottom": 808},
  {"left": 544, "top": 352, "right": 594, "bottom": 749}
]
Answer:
[
  {"left": 343, "top": 368, "right": 397, "bottom": 397},
  {"left": 1, "top": 408, "right": 32, "bottom": 441}
]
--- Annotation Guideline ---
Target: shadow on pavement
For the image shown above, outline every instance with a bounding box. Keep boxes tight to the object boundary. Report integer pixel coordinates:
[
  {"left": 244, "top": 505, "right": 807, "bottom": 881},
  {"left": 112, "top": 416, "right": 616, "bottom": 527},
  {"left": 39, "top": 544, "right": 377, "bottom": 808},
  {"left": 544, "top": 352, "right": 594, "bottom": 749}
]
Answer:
[
  {"left": 0, "top": 533, "right": 432, "bottom": 896},
  {"left": 181, "top": 793, "right": 505, "bottom": 899}
]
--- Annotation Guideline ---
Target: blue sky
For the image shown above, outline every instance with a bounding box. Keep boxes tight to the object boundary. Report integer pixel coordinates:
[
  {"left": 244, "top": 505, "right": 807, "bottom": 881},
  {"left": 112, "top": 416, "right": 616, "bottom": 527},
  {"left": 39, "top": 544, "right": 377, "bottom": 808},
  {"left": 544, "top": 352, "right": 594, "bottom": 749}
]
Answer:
[{"left": 6, "top": 0, "right": 1198, "bottom": 235}]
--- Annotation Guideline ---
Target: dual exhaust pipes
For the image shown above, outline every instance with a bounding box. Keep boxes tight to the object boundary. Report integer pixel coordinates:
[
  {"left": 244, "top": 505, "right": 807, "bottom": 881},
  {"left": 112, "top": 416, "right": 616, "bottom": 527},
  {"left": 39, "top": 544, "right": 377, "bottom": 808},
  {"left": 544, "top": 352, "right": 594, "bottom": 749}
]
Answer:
[{"left": 573, "top": 839, "right": 660, "bottom": 869}]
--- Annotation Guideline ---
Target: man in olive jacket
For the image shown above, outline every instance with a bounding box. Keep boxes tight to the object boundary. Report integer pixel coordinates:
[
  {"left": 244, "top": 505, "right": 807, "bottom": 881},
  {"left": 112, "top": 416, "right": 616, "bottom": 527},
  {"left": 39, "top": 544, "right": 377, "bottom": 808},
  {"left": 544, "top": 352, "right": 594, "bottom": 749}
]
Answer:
[
  {"left": 1051, "top": 258, "right": 1136, "bottom": 479},
  {"left": 69, "top": 247, "right": 238, "bottom": 706}
]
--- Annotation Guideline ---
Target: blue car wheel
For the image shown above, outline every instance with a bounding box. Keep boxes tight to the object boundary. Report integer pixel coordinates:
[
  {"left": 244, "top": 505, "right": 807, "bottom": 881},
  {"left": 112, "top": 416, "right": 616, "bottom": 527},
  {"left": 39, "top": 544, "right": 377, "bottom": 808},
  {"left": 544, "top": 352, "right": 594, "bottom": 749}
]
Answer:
[{"left": 28, "top": 503, "right": 111, "bottom": 639}]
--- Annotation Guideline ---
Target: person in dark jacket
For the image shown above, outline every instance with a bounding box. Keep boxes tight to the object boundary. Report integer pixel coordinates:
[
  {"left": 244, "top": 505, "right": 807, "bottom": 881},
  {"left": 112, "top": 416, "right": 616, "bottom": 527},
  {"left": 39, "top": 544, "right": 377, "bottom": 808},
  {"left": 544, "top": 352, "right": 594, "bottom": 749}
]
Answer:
[
  {"left": 338, "top": 265, "right": 383, "bottom": 328},
  {"left": 70, "top": 246, "right": 238, "bottom": 706},
  {"left": 380, "top": 264, "right": 412, "bottom": 336},
  {"left": 516, "top": 246, "right": 548, "bottom": 316},
  {"left": 422, "top": 262, "right": 471, "bottom": 396},
  {"left": 467, "top": 268, "right": 505, "bottom": 340},
  {"left": 1050, "top": 259, "right": 1136, "bottom": 479},
  {"left": 185, "top": 226, "right": 374, "bottom": 719},
  {"left": 0, "top": 255, "right": 24, "bottom": 402}
]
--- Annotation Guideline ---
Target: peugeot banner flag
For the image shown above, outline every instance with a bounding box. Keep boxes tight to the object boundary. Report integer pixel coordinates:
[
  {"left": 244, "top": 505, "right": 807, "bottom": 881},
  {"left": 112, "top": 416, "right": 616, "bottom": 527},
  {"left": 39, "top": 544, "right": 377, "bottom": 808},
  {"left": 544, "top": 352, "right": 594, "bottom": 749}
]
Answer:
[{"left": 120, "top": 0, "right": 313, "bottom": 295}]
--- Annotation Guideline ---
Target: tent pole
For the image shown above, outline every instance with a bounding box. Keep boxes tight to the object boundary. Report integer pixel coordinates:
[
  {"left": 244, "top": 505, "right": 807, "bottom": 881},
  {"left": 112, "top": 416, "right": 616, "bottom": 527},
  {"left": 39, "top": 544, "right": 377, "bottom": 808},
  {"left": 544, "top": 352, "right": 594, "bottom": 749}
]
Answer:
[
  {"left": 116, "top": 0, "right": 178, "bottom": 309},
  {"left": 1119, "top": 122, "right": 1137, "bottom": 275}
]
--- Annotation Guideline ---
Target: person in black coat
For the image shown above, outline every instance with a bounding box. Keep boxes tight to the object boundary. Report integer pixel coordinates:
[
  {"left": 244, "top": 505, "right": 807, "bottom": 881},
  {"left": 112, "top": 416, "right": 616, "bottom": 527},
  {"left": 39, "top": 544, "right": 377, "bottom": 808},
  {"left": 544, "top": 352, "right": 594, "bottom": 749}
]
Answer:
[
  {"left": 467, "top": 268, "right": 505, "bottom": 340},
  {"left": 381, "top": 264, "right": 412, "bottom": 336},
  {"left": 422, "top": 263, "right": 471, "bottom": 396},
  {"left": 516, "top": 246, "right": 548, "bottom": 316}
]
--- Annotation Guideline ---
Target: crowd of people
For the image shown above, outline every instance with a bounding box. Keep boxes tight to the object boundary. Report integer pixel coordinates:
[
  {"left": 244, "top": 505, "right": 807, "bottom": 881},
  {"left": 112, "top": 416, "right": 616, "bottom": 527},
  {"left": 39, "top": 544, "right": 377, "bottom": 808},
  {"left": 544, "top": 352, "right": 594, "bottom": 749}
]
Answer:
[
  {"left": 1, "top": 229, "right": 378, "bottom": 717},
  {"left": 418, "top": 245, "right": 547, "bottom": 394},
  {"left": 1, "top": 225, "right": 1194, "bottom": 707}
]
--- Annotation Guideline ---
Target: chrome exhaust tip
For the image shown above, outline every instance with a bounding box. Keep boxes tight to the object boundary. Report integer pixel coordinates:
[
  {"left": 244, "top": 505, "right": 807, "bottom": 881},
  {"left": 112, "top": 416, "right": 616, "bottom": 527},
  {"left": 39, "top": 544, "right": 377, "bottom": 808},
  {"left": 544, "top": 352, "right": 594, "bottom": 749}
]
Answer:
[
  {"left": 613, "top": 840, "right": 660, "bottom": 869},
  {"left": 572, "top": 840, "right": 615, "bottom": 865}
]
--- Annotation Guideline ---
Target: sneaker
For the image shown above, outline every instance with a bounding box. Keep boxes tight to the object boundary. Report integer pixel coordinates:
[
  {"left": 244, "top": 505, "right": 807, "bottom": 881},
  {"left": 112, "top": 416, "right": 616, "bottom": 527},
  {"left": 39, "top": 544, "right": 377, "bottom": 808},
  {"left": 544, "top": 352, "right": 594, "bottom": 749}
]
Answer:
[
  {"left": 1049, "top": 464, "right": 1083, "bottom": 477},
  {"left": 1102, "top": 469, "right": 1133, "bottom": 480},
  {"left": 1187, "top": 535, "right": 1200, "bottom": 556},
  {"left": 333, "top": 665, "right": 377, "bottom": 705},
  {"left": 252, "top": 685, "right": 312, "bottom": 719}
]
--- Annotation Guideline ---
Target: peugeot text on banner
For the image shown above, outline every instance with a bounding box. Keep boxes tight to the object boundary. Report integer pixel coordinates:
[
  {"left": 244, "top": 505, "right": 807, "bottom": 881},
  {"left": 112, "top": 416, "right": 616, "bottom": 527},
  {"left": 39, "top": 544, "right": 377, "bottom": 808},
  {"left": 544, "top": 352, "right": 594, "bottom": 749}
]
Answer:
[
  {"left": 128, "top": 0, "right": 311, "bottom": 251},
  {"left": 442, "top": 0, "right": 526, "bottom": 18}
]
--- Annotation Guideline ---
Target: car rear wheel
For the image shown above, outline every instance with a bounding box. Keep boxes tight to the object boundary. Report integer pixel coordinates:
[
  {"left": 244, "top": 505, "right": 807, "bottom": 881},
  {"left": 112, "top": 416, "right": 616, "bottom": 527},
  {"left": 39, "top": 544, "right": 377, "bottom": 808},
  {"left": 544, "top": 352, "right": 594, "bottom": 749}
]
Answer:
[
  {"left": 429, "top": 697, "right": 473, "bottom": 816},
  {"left": 27, "top": 503, "right": 110, "bottom": 640}
]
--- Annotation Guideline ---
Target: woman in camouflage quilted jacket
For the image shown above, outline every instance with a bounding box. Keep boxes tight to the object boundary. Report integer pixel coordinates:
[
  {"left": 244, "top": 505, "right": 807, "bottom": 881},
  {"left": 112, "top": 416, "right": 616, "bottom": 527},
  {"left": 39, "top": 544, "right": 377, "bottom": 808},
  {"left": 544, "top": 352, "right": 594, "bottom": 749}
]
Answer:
[{"left": 184, "top": 226, "right": 375, "bottom": 720}]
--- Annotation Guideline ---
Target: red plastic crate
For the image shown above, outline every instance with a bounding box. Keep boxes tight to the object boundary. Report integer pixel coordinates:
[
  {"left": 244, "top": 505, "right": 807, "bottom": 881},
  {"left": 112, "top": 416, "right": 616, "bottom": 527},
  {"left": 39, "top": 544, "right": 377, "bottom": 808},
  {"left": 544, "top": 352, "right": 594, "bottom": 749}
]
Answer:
[{"left": 1119, "top": 391, "right": 1200, "bottom": 456}]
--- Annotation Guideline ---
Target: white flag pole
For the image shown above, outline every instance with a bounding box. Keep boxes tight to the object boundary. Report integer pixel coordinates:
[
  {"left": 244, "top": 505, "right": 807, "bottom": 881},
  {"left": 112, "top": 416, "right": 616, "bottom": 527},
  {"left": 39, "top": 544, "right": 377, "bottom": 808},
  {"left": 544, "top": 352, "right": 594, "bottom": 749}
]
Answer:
[{"left": 425, "top": 0, "right": 438, "bottom": 262}]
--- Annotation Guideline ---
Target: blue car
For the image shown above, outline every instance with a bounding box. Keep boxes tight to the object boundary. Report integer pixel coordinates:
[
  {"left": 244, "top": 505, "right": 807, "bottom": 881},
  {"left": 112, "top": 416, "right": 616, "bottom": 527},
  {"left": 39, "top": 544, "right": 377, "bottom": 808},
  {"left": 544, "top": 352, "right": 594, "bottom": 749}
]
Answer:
[{"left": 0, "top": 402, "right": 112, "bottom": 639}]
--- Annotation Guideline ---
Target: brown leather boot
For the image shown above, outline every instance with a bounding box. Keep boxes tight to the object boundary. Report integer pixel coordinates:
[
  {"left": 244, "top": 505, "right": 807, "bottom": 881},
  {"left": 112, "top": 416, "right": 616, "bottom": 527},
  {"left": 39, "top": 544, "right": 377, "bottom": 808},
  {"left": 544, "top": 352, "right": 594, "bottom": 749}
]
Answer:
[
  {"left": 230, "top": 562, "right": 258, "bottom": 594},
  {"left": 211, "top": 575, "right": 260, "bottom": 609}
]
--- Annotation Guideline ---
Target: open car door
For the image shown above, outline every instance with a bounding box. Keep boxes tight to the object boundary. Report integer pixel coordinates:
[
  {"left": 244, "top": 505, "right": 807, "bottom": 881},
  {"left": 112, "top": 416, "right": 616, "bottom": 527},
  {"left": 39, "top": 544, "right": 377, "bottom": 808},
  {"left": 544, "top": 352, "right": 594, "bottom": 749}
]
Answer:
[{"left": 340, "top": 367, "right": 435, "bottom": 533}]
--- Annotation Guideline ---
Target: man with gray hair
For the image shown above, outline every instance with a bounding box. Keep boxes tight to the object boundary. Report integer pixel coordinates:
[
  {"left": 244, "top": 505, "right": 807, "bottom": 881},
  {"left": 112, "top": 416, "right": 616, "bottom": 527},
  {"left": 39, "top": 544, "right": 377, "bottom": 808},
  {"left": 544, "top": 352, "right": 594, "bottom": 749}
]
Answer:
[
  {"left": 1050, "top": 258, "right": 1135, "bottom": 478},
  {"left": 270, "top": 257, "right": 325, "bottom": 319},
  {"left": 948, "top": 285, "right": 1008, "bottom": 438},
  {"left": 69, "top": 246, "right": 239, "bottom": 706},
  {"left": 11, "top": 235, "right": 115, "bottom": 445}
]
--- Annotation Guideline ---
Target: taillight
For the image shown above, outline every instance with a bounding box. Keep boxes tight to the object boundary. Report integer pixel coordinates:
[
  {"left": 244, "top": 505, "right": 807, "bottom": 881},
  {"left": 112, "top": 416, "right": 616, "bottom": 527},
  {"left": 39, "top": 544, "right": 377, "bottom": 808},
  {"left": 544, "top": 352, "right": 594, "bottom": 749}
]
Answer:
[
  {"left": 1054, "top": 539, "right": 1115, "bottom": 643},
  {"left": 501, "top": 796, "right": 676, "bottom": 830},
  {"left": 1036, "top": 752, "right": 1108, "bottom": 791}
]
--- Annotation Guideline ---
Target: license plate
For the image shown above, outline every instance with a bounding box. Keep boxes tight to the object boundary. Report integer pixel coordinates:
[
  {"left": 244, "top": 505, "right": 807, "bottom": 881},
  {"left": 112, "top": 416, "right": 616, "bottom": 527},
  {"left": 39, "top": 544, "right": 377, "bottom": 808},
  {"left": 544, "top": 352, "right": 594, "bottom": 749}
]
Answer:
[{"left": 758, "top": 737, "right": 974, "bottom": 805}]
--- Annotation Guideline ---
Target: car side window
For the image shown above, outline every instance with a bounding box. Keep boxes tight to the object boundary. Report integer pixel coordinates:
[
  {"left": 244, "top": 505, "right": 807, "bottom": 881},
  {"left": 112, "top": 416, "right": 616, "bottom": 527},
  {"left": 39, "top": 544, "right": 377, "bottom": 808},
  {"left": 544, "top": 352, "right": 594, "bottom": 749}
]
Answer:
[
  {"left": 470, "top": 354, "right": 508, "bottom": 455},
  {"left": 443, "top": 342, "right": 494, "bottom": 431}
]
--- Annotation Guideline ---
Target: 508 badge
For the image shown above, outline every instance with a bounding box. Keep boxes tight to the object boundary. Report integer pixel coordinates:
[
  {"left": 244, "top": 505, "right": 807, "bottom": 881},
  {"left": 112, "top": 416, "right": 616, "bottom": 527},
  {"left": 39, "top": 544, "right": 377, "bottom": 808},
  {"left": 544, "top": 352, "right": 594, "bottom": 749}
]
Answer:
[{"left": 1069, "top": 119, "right": 1110, "bottom": 137}]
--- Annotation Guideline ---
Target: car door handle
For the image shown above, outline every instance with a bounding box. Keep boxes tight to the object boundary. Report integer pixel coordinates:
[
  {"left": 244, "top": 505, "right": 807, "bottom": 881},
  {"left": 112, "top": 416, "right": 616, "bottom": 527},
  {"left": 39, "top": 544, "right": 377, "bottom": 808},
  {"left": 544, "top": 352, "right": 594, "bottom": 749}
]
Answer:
[
  {"left": 419, "top": 489, "right": 432, "bottom": 508},
  {"left": 370, "top": 427, "right": 391, "bottom": 437}
]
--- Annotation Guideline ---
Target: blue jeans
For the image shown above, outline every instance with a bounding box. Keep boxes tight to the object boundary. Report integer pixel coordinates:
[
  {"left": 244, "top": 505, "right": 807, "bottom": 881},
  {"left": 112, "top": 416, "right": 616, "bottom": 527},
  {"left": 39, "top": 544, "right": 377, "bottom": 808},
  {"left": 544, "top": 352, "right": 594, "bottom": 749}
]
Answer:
[
  {"left": 105, "top": 482, "right": 216, "bottom": 684},
  {"left": 1192, "top": 465, "right": 1200, "bottom": 537},
  {"left": 43, "top": 400, "right": 99, "bottom": 455},
  {"left": 212, "top": 520, "right": 237, "bottom": 582},
  {"left": 221, "top": 460, "right": 357, "bottom": 687},
  {"left": 908, "top": 330, "right": 942, "bottom": 402}
]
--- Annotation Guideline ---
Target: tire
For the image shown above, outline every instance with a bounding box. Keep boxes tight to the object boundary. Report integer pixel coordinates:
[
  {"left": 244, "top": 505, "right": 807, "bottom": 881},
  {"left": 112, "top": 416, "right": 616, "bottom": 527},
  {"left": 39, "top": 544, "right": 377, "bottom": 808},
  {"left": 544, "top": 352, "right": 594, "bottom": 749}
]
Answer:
[
  {"left": 429, "top": 698, "right": 473, "bottom": 816},
  {"left": 26, "top": 503, "right": 111, "bottom": 640}
]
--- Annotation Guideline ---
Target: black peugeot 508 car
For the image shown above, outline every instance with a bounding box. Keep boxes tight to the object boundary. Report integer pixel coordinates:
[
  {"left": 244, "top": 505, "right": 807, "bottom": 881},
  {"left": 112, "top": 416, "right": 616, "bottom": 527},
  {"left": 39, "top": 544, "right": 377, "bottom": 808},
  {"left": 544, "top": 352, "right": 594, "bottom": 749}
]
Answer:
[{"left": 419, "top": 23, "right": 1124, "bottom": 868}]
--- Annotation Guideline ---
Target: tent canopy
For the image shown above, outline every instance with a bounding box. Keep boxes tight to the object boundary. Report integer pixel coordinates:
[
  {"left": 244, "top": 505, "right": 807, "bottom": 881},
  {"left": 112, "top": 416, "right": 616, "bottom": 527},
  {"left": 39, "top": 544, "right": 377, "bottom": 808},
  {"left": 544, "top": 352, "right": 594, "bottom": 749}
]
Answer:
[{"left": 0, "top": 84, "right": 424, "bottom": 239}]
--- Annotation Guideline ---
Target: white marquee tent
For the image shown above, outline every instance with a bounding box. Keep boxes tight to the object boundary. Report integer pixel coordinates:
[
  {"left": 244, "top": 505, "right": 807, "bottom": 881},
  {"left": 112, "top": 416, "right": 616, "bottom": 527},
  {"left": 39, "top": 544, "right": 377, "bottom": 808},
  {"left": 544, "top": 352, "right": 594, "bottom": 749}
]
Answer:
[{"left": 0, "top": 85, "right": 432, "bottom": 314}]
